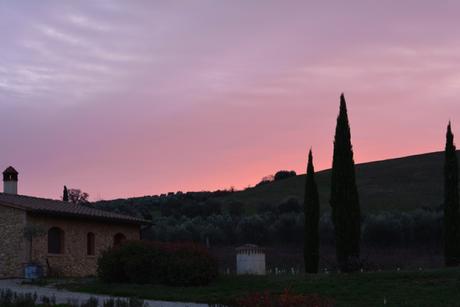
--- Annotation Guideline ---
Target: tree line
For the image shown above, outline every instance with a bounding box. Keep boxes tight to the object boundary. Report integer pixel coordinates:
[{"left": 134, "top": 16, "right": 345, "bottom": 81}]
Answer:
[{"left": 303, "top": 93, "right": 460, "bottom": 273}]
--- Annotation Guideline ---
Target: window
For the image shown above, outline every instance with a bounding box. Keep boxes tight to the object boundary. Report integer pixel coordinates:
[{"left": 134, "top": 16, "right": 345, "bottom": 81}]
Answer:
[
  {"left": 113, "top": 233, "right": 126, "bottom": 247},
  {"left": 87, "top": 232, "right": 95, "bottom": 256},
  {"left": 48, "top": 227, "right": 64, "bottom": 254}
]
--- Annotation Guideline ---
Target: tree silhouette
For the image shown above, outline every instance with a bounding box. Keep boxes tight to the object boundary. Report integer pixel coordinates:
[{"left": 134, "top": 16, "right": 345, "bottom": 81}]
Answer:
[
  {"left": 444, "top": 122, "right": 460, "bottom": 266},
  {"left": 304, "top": 149, "right": 320, "bottom": 273},
  {"left": 68, "top": 188, "right": 89, "bottom": 204},
  {"left": 330, "top": 93, "right": 361, "bottom": 272},
  {"left": 62, "top": 185, "right": 69, "bottom": 202}
]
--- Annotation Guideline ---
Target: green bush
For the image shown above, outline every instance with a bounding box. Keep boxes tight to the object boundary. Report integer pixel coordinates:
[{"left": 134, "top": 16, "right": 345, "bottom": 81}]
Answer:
[
  {"left": 97, "top": 245, "right": 134, "bottom": 283},
  {"left": 162, "top": 243, "right": 219, "bottom": 286},
  {"left": 97, "top": 241, "right": 218, "bottom": 286},
  {"left": 362, "top": 209, "right": 442, "bottom": 248}
]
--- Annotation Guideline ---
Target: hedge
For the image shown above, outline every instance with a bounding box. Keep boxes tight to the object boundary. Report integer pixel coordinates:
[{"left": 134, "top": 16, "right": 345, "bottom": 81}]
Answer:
[{"left": 97, "top": 241, "right": 218, "bottom": 286}]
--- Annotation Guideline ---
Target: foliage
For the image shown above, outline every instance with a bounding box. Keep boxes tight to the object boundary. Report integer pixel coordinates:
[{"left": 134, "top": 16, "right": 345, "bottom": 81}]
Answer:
[
  {"left": 162, "top": 242, "right": 219, "bottom": 286},
  {"left": 304, "top": 150, "right": 320, "bottom": 273},
  {"left": 256, "top": 175, "right": 274, "bottom": 187},
  {"left": 0, "top": 289, "right": 147, "bottom": 306},
  {"left": 236, "top": 215, "right": 270, "bottom": 244},
  {"left": 362, "top": 209, "right": 442, "bottom": 248},
  {"left": 274, "top": 171, "right": 297, "bottom": 181},
  {"left": 278, "top": 197, "right": 302, "bottom": 214},
  {"left": 97, "top": 243, "right": 135, "bottom": 283},
  {"left": 0, "top": 289, "right": 37, "bottom": 307},
  {"left": 330, "top": 94, "right": 361, "bottom": 272},
  {"left": 143, "top": 208, "right": 443, "bottom": 251},
  {"left": 68, "top": 189, "right": 89, "bottom": 204},
  {"left": 270, "top": 213, "right": 303, "bottom": 244},
  {"left": 233, "top": 289, "right": 335, "bottom": 307},
  {"left": 443, "top": 122, "right": 460, "bottom": 266},
  {"left": 228, "top": 201, "right": 244, "bottom": 217},
  {"left": 97, "top": 241, "right": 218, "bottom": 286},
  {"left": 255, "top": 171, "right": 297, "bottom": 187}
]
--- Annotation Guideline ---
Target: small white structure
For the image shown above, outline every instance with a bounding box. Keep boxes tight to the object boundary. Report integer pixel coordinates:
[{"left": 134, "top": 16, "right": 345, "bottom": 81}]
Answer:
[{"left": 236, "top": 244, "right": 266, "bottom": 275}]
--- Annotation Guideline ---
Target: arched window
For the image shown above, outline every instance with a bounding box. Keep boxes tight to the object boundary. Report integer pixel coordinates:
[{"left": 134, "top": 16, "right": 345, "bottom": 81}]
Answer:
[
  {"left": 48, "top": 227, "right": 64, "bottom": 254},
  {"left": 113, "top": 233, "right": 126, "bottom": 247},
  {"left": 87, "top": 232, "right": 95, "bottom": 256}
]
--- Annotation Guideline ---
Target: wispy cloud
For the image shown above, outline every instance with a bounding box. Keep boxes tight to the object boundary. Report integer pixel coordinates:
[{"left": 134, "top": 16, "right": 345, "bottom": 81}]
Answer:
[
  {"left": 1, "top": 1, "right": 460, "bottom": 199},
  {"left": 67, "top": 15, "right": 112, "bottom": 32}
]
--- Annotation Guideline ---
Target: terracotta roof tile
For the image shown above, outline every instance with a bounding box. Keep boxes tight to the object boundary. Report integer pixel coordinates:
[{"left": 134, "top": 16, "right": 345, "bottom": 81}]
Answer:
[{"left": 0, "top": 193, "right": 148, "bottom": 225}]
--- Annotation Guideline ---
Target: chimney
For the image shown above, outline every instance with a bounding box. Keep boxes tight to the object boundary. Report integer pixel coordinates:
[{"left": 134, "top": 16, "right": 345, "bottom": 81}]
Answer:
[{"left": 3, "top": 166, "right": 18, "bottom": 194}]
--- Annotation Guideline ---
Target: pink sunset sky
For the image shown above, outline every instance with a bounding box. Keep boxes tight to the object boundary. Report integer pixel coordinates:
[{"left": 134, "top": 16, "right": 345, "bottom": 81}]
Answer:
[{"left": 1, "top": 1, "right": 459, "bottom": 200}]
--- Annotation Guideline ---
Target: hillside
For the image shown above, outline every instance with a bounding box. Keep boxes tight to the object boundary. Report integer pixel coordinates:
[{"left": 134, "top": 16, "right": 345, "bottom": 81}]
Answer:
[
  {"left": 94, "top": 151, "right": 459, "bottom": 216},
  {"left": 215, "top": 151, "right": 459, "bottom": 212}
]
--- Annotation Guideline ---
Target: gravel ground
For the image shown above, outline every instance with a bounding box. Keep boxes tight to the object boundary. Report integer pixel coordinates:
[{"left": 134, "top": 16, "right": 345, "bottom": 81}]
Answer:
[{"left": 0, "top": 279, "right": 209, "bottom": 307}]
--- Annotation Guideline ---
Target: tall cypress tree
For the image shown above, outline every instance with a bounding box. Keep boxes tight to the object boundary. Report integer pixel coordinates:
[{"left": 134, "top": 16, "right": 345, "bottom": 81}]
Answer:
[
  {"left": 63, "top": 185, "right": 69, "bottom": 202},
  {"left": 444, "top": 122, "right": 460, "bottom": 266},
  {"left": 304, "top": 149, "right": 320, "bottom": 273},
  {"left": 330, "top": 93, "right": 361, "bottom": 272}
]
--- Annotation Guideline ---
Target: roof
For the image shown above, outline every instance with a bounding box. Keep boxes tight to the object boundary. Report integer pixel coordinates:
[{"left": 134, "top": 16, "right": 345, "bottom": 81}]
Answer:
[
  {"left": 0, "top": 193, "right": 148, "bottom": 225},
  {"left": 3, "top": 166, "right": 18, "bottom": 175},
  {"left": 236, "top": 244, "right": 265, "bottom": 253}
]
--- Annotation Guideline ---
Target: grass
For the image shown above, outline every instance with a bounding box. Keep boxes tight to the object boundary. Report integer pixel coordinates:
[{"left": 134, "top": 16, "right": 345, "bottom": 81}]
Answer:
[{"left": 59, "top": 268, "right": 460, "bottom": 306}]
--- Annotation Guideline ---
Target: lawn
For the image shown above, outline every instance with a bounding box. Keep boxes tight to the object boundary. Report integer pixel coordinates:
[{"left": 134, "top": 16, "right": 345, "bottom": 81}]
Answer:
[{"left": 59, "top": 268, "right": 460, "bottom": 306}]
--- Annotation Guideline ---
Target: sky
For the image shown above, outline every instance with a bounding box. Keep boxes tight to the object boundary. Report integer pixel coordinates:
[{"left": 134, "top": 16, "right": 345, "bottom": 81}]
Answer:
[{"left": 1, "top": 0, "right": 460, "bottom": 200}]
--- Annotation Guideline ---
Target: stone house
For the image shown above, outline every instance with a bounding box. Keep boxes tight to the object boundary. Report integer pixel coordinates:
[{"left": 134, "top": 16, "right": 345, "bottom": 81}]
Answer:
[{"left": 0, "top": 166, "right": 147, "bottom": 278}]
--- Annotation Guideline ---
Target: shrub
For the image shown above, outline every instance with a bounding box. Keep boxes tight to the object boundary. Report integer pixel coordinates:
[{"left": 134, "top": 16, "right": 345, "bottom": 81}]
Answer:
[
  {"left": 362, "top": 212, "right": 403, "bottom": 247},
  {"left": 97, "top": 241, "right": 218, "bottom": 286},
  {"left": 97, "top": 241, "right": 169, "bottom": 284},
  {"left": 236, "top": 215, "right": 270, "bottom": 244},
  {"left": 0, "top": 290, "right": 147, "bottom": 307},
  {"left": 270, "top": 213, "right": 303, "bottom": 243},
  {"left": 162, "top": 242, "right": 219, "bottom": 286},
  {"left": 0, "top": 289, "right": 37, "bottom": 307},
  {"left": 97, "top": 243, "right": 139, "bottom": 283},
  {"left": 274, "top": 170, "right": 297, "bottom": 181},
  {"left": 233, "top": 289, "right": 335, "bottom": 307},
  {"left": 256, "top": 202, "right": 276, "bottom": 214},
  {"left": 277, "top": 197, "right": 302, "bottom": 214},
  {"left": 228, "top": 201, "right": 244, "bottom": 217},
  {"left": 361, "top": 209, "right": 442, "bottom": 248}
]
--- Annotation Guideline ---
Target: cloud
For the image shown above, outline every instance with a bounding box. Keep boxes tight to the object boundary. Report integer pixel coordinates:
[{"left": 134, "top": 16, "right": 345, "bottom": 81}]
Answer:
[
  {"left": 67, "top": 15, "right": 112, "bottom": 32},
  {"left": 37, "top": 24, "right": 85, "bottom": 46},
  {"left": 1, "top": 1, "right": 460, "bottom": 199}
]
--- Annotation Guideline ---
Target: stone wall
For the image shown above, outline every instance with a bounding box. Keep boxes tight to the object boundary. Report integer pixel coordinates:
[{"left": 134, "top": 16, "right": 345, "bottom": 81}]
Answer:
[
  {"left": 27, "top": 214, "right": 140, "bottom": 277},
  {"left": 0, "top": 206, "right": 27, "bottom": 278}
]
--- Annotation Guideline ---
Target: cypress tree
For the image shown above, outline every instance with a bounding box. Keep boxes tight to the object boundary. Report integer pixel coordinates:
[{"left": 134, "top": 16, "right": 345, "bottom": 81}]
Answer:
[
  {"left": 444, "top": 122, "right": 460, "bottom": 266},
  {"left": 63, "top": 185, "right": 69, "bottom": 202},
  {"left": 304, "top": 149, "right": 320, "bottom": 273},
  {"left": 330, "top": 93, "right": 361, "bottom": 272}
]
